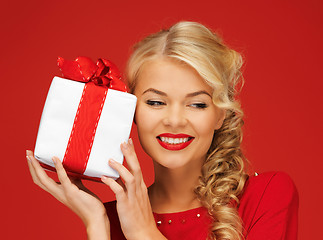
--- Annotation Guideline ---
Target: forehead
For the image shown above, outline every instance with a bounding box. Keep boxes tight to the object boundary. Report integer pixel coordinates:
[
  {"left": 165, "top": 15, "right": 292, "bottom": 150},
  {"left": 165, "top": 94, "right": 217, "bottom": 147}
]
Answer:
[{"left": 134, "top": 58, "right": 213, "bottom": 95}]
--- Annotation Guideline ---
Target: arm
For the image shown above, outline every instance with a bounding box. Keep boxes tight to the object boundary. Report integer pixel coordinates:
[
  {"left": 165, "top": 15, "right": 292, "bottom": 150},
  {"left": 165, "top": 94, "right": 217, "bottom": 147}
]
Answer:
[
  {"left": 245, "top": 172, "right": 299, "bottom": 240},
  {"left": 26, "top": 150, "right": 111, "bottom": 240},
  {"left": 87, "top": 217, "right": 110, "bottom": 240}
]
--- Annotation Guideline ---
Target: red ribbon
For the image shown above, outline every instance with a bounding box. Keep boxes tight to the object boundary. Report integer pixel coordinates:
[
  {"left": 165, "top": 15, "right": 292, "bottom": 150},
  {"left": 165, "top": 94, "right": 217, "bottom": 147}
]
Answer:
[
  {"left": 56, "top": 56, "right": 126, "bottom": 176},
  {"left": 57, "top": 56, "right": 128, "bottom": 92}
]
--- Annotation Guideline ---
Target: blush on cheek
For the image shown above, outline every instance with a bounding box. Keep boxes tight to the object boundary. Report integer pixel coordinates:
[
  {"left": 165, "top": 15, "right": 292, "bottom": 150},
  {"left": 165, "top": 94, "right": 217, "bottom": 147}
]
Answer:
[{"left": 137, "top": 131, "right": 159, "bottom": 160}]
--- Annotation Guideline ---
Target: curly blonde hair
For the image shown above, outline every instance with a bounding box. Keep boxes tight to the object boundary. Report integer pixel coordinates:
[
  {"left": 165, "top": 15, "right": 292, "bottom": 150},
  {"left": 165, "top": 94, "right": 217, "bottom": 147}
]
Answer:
[{"left": 126, "top": 21, "right": 249, "bottom": 240}]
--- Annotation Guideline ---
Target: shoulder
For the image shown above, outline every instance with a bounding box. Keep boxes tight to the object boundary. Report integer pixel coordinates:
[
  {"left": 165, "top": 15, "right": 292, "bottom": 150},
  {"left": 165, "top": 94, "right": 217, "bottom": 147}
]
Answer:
[
  {"left": 240, "top": 171, "right": 298, "bottom": 206},
  {"left": 239, "top": 171, "right": 299, "bottom": 239}
]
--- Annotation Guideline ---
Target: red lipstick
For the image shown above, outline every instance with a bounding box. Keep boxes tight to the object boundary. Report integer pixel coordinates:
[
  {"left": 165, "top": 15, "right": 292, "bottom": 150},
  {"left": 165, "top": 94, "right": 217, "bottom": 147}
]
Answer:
[{"left": 157, "top": 133, "right": 194, "bottom": 151}]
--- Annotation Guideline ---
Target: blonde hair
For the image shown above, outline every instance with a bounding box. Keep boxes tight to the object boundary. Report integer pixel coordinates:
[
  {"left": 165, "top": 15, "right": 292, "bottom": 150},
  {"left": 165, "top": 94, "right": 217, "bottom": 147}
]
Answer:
[{"left": 126, "top": 21, "right": 249, "bottom": 240}]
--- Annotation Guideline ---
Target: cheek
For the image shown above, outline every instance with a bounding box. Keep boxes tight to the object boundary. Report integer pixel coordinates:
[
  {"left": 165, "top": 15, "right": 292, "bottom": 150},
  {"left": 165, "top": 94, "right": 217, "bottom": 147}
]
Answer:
[
  {"left": 190, "top": 111, "right": 219, "bottom": 137},
  {"left": 135, "top": 105, "right": 158, "bottom": 139},
  {"left": 190, "top": 110, "right": 219, "bottom": 153},
  {"left": 135, "top": 106, "right": 162, "bottom": 158}
]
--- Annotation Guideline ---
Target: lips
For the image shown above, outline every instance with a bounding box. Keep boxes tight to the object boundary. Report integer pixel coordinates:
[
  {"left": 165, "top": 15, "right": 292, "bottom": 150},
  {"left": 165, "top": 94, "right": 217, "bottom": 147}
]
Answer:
[{"left": 156, "top": 133, "right": 194, "bottom": 151}]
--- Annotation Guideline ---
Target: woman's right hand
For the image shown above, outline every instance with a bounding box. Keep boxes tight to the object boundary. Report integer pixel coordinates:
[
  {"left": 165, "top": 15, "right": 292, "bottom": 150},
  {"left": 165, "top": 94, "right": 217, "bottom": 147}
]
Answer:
[{"left": 26, "top": 150, "right": 110, "bottom": 239}]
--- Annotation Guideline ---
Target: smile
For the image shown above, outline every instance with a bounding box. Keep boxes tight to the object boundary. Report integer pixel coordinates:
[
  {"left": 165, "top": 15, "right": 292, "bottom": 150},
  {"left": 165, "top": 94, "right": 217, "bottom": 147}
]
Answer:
[{"left": 157, "top": 133, "right": 194, "bottom": 151}]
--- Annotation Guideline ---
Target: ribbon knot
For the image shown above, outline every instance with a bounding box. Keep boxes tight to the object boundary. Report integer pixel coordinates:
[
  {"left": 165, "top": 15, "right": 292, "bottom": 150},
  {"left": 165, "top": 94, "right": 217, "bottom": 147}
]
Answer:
[{"left": 57, "top": 56, "right": 127, "bottom": 92}]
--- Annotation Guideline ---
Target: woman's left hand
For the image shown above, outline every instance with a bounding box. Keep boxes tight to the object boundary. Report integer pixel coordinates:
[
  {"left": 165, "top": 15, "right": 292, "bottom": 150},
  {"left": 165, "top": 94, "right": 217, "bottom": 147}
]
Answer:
[{"left": 101, "top": 139, "right": 166, "bottom": 240}]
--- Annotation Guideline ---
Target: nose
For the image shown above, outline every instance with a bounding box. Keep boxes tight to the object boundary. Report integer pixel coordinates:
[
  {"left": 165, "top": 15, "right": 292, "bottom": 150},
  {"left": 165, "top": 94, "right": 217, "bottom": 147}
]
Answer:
[{"left": 162, "top": 104, "right": 188, "bottom": 128}]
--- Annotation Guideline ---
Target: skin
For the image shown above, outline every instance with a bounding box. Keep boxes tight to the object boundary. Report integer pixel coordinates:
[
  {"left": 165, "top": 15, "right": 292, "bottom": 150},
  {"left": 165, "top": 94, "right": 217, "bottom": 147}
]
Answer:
[
  {"left": 26, "top": 57, "right": 225, "bottom": 239},
  {"left": 134, "top": 58, "right": 225, "bottom": 213}
]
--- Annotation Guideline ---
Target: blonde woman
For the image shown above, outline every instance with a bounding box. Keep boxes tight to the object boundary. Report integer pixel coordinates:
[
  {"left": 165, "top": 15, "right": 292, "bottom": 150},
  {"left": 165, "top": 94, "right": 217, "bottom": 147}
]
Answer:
[{"left": 26, "top": 21, "right": 298, "bottom": 239}]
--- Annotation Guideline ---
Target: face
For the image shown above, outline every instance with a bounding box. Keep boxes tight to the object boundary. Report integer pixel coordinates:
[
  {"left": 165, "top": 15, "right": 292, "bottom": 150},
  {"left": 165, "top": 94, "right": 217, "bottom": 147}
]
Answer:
[{"left": 134, "top": 58, "right": 225, "bottom": 170}]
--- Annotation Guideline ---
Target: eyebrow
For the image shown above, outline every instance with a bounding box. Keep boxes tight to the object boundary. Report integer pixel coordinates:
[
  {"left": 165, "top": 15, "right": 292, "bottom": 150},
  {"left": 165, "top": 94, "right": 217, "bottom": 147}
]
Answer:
[
  {"left": 142, "top": 88, "right": 167, "bottom": 96},
  {"left": 142, "top": 88, "right": 212, "bottom": 98}
]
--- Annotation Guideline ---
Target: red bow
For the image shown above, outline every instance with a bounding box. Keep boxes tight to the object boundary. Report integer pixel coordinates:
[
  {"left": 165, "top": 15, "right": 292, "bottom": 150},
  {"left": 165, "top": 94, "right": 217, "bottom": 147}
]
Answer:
[{"left": 57, "top": 56, "right": 127, "bottom": 92}]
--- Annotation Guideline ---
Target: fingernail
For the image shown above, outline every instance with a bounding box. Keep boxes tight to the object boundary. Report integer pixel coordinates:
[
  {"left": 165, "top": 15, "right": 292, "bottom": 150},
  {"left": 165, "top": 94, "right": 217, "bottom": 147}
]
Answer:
[
  {"left": 26, "top": 156, "right": 31, "bottom": 162},
  {"left": 129, "top": 138, "right": 133, "bottom": 146},
  {"left": 26, "top": 150, "right": 31, "bottom": 156},
  {"left": 122, "top": 141, "right": 128, "bottom": 149},
  {"left": 52, "top": 157, "right": 57, "bottom": 164},
  {"left": 101, "top": 176, "right": 107, "bottom": 180},
  {"left": 109, "top": 159, "right": 116, "bottom": 164}
]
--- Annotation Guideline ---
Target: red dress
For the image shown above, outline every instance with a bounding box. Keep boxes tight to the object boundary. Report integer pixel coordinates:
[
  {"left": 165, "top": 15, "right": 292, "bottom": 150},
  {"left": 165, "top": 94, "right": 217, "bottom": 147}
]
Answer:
[{"left": 104, "top": 171, "right": 298, "bottom": 240}]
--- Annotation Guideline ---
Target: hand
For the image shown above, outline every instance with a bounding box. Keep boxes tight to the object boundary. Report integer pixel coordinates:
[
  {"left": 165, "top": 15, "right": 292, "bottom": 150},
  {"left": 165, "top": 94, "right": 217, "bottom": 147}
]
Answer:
[
  {"left": 26, "top": 150, "right": 110, "bottom": 239},
  {"left": 101, "top": 139, "right": 166, "bottom": 240}
]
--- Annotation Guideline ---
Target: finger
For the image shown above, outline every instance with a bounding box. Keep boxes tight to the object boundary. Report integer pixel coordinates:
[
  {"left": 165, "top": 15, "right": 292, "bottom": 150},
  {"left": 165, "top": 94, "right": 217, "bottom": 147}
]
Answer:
[
  {"left": 26, "top": 152, "right": 70, "bottom": 207},
  {"left": 52, "top": 157, "right": 80, "bottom": 202},
  {"left": 116, "top": 177, "right": 126, "bottom": 191},
  {"left": 26, "top": 155, "right": 49, "bottom": 192},
  {"left": 28, "top": 154, "right": 61, "bottom": 193},
  {"left": 108, "top": 159, "right": 136, "bottom": 198},
  {"left": 26, "top": 150, "right": 34, "bottom": 157},
  {"left": 52, "top": 156, "right": 72, "bottom": 187},
  {"left": 101, "top": 176, "right": 127, "bottom": 201},
  {"left": 120, "top": 139, "right": 143, "bottom": 186},
  {"left": 121, "top": 140, "right": 148, "bottom": 198},
  {"left": 50, "top": 159, "right": 85, "bottom": 208}
]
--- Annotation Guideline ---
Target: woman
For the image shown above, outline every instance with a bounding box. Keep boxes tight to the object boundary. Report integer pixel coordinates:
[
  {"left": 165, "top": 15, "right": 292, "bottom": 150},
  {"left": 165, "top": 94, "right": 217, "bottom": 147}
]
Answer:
[{"left": 26, "top": 21, "right": 298, "bottom": 239}]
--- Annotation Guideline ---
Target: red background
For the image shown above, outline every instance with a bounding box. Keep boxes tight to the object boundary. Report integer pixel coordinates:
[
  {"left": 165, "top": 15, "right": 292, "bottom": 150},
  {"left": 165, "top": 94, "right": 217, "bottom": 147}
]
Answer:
[{"left": 1, "top": 0, "right": 322, "bottom": 239}]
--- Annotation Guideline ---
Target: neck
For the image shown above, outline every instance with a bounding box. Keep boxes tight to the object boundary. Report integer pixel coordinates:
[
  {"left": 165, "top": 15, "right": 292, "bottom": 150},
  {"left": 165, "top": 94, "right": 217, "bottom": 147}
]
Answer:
[{"left": 148, "top": 159, "right": 204, "bottom": 213}]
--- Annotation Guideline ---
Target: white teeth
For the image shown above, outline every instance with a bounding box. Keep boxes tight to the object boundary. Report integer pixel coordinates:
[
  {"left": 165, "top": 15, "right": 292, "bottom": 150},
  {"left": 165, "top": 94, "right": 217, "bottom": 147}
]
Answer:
[{"left": 159, "top": 137, "right": 190, "bottom": 144}]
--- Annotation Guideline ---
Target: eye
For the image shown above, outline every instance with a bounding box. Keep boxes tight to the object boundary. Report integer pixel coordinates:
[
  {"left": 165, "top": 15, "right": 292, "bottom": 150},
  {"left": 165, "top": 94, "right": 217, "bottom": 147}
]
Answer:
[
  {"left": 189, "top": 103, "right": 208, "bottom": 109},
  {"left": 146, "top": 100, "right": 166, "bottom": 106}
]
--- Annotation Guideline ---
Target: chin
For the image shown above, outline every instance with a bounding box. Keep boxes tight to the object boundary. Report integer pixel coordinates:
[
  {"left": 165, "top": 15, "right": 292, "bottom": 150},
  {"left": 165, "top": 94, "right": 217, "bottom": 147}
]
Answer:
[
  {"left": 153, "top": 152, "right": 203, "bottom": 171},
  {"left": 155, "top": 158, "right": 188, "bottom": 169}
]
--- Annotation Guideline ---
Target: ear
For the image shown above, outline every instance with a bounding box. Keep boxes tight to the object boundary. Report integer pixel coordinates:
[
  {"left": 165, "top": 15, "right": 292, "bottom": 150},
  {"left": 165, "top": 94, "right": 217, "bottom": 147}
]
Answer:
[{"left": 214, "top": 108, "right": 226, "bottom": 130}]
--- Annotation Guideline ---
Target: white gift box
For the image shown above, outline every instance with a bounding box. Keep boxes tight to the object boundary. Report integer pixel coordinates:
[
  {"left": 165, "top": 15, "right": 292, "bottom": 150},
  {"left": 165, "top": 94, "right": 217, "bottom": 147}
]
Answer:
[{"left": 34, "top": 76, "right": 137, "bottom": 180}]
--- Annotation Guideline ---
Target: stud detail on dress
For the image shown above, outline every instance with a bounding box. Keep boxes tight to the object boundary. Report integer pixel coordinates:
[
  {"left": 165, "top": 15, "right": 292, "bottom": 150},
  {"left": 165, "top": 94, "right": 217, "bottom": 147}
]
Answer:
[
  {"left": 168, "top": 220, "right": 172, "bottom": 224},
  {"left": 254, "top": 172, "right": 259, "bottom": 176},
  {"left": 157, "top": 221, "right": 162, "bottom": 225},
  {"left": 197, "top": 213, "right": 201, "bottom": 218}
]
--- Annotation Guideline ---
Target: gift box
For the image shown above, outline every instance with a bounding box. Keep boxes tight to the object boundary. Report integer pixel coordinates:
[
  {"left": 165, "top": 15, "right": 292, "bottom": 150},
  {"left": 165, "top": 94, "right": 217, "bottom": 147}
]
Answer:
[{"left": 34, "top": 57, "right": 137, "bottom": 181}]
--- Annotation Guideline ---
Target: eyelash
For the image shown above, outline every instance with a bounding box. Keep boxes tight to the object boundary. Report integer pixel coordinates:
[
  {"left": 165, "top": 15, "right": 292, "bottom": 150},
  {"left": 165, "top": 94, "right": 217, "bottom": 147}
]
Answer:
[
  {"left": 145, "top": 100, "right": 208, "bottom": 109},
  {"left": 146, "top": 100, "right": 165, "bottom": 106},
  {"left": 190, "top": 103, "right": 208, "bottom": 109}
]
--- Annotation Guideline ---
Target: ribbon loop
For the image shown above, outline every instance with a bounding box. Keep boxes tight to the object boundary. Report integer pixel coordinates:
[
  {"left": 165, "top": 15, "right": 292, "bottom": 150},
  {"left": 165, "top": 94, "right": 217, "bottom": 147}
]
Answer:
[
  {"left": 92, "top": 76, "right": 110, "bottom": 86},
  {"left": 57, "top": 56, "right": 128, "bottom": 92}
]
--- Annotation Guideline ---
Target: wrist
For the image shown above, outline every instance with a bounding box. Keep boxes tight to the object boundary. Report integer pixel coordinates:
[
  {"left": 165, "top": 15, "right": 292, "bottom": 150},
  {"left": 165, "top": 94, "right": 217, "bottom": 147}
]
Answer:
[
  {"left": 84, "top": 210, "right": 108, "bottom": 227},
  {"left": 86, "top": 215, "right": 110, "bottom": 240}
]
